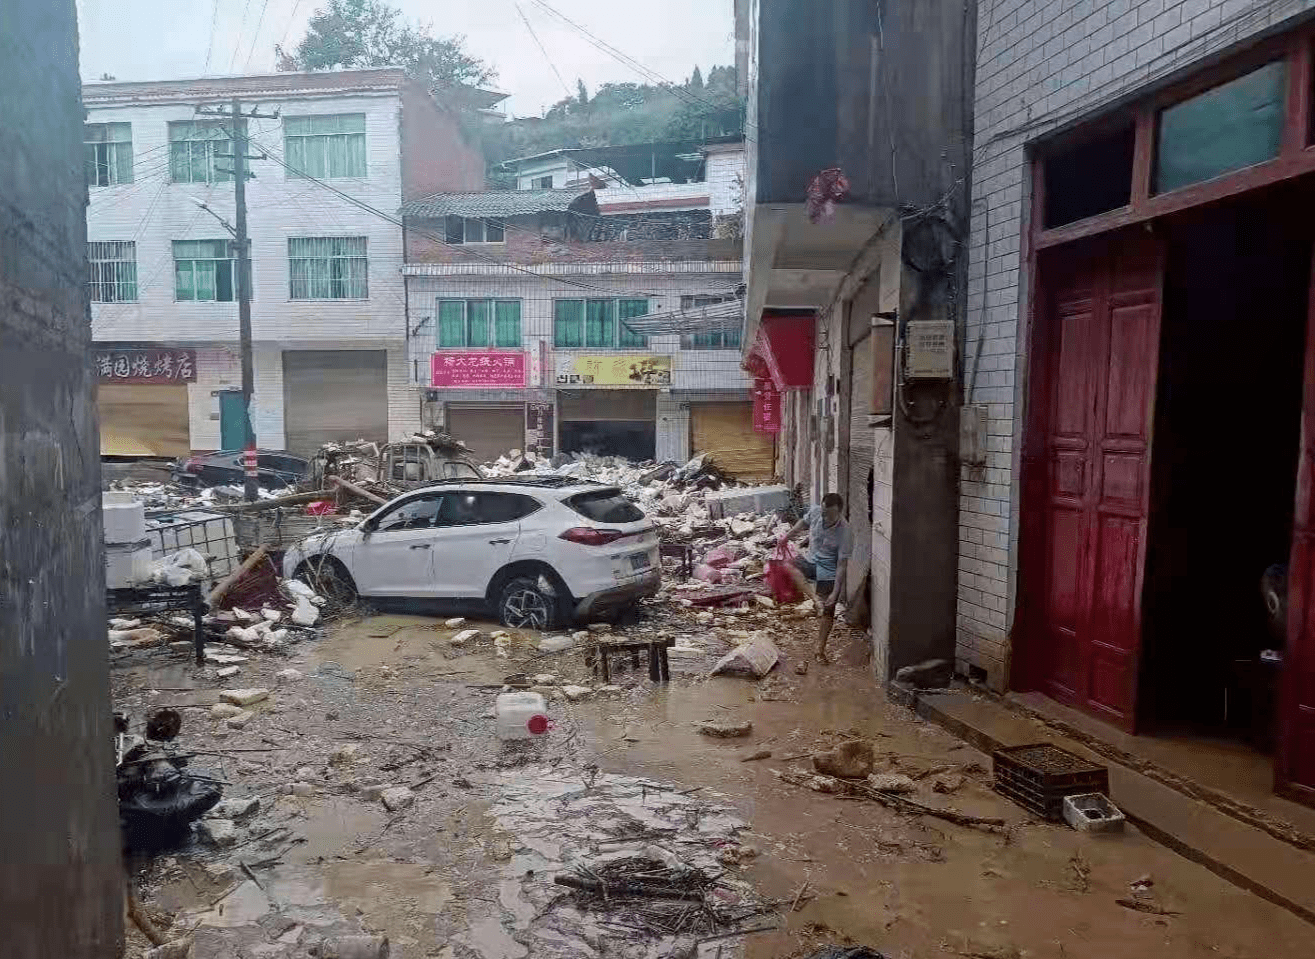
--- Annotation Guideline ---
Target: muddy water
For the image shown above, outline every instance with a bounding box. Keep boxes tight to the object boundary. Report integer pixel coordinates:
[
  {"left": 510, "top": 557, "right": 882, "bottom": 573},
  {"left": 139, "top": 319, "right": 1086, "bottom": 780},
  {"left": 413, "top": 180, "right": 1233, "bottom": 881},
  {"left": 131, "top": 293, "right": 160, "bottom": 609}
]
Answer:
[{"left": 119, "top": 609, "right": 1315, "bottom": 959}]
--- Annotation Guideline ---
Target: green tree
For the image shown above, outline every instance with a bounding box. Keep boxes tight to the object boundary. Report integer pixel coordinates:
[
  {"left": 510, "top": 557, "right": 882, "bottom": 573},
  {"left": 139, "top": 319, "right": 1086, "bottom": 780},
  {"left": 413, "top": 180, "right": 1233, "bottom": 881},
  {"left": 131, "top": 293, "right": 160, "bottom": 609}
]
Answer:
[
  {"left": 688, "top": 66, "right": 703, "bottom": 92},
  {"left": 285, "top": 0, "right": 495, "bottom": 92}
]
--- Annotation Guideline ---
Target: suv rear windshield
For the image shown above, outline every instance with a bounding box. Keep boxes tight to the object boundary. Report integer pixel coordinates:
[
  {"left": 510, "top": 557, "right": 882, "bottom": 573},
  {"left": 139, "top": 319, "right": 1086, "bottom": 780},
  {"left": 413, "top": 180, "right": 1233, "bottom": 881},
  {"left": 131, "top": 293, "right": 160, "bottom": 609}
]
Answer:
[{"left": 566, "top": 488, "right": 644, "bottom": 523}]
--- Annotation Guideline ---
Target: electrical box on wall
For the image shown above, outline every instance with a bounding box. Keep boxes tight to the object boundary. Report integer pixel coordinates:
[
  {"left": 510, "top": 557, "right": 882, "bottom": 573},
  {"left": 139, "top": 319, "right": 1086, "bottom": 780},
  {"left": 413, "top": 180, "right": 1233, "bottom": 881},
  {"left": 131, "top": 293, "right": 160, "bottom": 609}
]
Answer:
[
  {"left": 905, "top": 320, "right": 956, "bottom": 379},
  {"left": 960, "top": 404, "right": 989, "bottom": 467}
]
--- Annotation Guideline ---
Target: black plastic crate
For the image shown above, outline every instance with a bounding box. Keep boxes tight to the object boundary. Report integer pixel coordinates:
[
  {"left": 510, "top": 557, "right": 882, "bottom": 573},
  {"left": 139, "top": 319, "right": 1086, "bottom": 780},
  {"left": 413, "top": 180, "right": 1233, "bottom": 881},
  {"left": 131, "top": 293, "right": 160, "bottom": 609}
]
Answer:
[{"left": 993, "top": 743, "right": 1109, "bottom": 821}]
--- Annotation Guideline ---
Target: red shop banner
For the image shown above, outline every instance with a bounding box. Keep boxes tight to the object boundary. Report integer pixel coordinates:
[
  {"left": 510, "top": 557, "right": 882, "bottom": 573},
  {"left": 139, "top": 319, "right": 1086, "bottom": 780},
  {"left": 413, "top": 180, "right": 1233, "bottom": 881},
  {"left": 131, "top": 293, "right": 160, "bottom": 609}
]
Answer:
[
  {"left": 753, "top": 381, "right": 781, "bottom": 433},
  {"left": 95, "top": 348, "right": 196, "bottom": 384},
  {"left": 431, "top": 350, "right": 528, "bottom": 388}
]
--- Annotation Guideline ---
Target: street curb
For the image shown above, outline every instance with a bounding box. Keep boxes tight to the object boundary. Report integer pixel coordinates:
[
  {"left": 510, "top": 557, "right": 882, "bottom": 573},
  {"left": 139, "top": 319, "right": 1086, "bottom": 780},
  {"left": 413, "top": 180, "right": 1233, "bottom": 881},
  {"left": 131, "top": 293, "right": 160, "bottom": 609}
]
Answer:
[{"left": 893, "top": 680, "right": 1315, "bottom": 928}]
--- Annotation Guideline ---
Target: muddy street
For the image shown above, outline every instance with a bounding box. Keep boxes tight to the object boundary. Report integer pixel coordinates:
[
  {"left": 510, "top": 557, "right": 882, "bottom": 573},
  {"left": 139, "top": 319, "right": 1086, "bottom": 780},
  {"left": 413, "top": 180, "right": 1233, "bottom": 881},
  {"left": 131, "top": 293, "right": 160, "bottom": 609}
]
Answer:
[{"left": 112, "top": 594, "right": 1314, "bottom": 959}]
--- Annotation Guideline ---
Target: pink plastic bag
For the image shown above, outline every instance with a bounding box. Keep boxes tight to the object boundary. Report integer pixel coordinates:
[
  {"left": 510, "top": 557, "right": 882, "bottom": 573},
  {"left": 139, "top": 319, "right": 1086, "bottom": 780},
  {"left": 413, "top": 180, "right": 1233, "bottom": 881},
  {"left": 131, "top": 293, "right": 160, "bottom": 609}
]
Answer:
[
  {"left": 703, "top": 543, "right": 747, "bottom": 568},
  {"left": 763, "top": 543, "right": 802, "bottom": 604}
]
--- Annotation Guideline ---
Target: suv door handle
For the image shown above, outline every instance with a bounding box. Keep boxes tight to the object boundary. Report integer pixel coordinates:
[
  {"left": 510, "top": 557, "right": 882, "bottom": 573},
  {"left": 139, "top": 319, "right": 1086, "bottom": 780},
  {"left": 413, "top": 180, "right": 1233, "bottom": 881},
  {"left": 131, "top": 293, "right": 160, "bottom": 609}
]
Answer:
[
  {"left": 488, "top": 538, "right": 511, "bottom": 545},
  {"left": 410, "top": 543, "right": 432, "bottom": 550}
]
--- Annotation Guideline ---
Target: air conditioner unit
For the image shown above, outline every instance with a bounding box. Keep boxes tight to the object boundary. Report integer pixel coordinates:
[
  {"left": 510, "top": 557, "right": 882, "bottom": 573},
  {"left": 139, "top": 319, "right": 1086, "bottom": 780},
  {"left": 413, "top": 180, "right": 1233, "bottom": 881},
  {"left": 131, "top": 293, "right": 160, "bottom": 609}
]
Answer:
[{"left": 905, "top": 320, "right": 955, "bottom": 379}]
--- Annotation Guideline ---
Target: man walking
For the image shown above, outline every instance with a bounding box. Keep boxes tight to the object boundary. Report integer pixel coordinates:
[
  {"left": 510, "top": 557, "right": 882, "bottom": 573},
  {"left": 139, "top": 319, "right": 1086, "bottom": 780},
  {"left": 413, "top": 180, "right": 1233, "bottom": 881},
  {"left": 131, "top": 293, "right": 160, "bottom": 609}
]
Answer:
[{"left": 779, "top": 492, "right": 851, "bottom": 662}]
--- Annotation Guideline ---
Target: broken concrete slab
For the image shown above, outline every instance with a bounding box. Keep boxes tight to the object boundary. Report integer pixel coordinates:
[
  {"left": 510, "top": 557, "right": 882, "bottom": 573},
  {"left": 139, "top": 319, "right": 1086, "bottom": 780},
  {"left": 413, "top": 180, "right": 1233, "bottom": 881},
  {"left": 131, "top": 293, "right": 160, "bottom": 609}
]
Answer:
[
  {"left": 220, "top": 688, "right": 270, "bottom": 707},
  {"left": 868, "top": 772, "right": 917, "bottom": 794},
  {"left": 198, "top": 819, "right": 238, "bottom": 846},
  {"left": 698, "top": 720, "right": 753, "bottom": 738},
  {"left": 894, "top": 658, "right": 954, "bottom": 690},
  {"left": 561, "top": 685, "right": 592, "bottom": 702},
  {"left": 444, "top": 617, "right": 467, "bottom": 628},
  {"left": 208, "top": 796, "right": 260, "bottom": 819},
  {"left": 449, "top": 628, "right": 480, "bottom": 647},
  {"left": 210, "top": 703, "right": 244, "bottom": 720},
  {"left": 225, "top": 710, "right": 255, "bottom": 729},
  {"left": 380, "top": 786, "right": 415, "bottom": 812},
  {"left": 813, "top": 740, "right": 875, "bottom": 779},
  {"left": 216, "top": 665, "right": 241, "bottom": 678},
  {"left": 275, "top": 668, "right": 304, "bottom": 684}
]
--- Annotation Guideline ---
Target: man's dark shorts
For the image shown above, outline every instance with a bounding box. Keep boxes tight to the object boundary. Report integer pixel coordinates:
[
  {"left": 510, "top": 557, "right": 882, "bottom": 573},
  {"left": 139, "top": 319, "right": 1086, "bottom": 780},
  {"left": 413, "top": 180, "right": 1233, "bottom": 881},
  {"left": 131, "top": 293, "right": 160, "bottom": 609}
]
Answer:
[{"left": 793, "top": 555, "right": 835, "bottom": 603}]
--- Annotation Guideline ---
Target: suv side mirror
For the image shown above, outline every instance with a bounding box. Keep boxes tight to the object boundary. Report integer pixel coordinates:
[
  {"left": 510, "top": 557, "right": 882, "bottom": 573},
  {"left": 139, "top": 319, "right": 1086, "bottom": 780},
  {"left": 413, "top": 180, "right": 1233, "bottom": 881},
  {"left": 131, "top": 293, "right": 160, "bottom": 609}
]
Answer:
[{"left": 360, "top": 517, "right": 377, "bottom": 535}]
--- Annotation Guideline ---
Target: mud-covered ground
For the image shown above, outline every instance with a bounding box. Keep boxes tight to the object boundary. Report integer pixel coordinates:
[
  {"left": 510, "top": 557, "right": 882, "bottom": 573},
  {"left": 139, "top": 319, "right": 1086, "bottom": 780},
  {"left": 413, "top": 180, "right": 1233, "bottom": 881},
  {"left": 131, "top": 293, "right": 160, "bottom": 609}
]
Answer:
[{"left": 112, "top": 593, "right": 1314, "bottom": 959}]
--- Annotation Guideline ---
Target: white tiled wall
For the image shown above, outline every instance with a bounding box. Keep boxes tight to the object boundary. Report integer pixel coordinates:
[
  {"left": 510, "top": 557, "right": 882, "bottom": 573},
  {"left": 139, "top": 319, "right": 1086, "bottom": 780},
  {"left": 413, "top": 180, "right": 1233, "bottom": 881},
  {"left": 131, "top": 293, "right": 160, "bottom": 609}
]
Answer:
[{"left": 963, "top": 0, "right": 1315, "bottom": 687}]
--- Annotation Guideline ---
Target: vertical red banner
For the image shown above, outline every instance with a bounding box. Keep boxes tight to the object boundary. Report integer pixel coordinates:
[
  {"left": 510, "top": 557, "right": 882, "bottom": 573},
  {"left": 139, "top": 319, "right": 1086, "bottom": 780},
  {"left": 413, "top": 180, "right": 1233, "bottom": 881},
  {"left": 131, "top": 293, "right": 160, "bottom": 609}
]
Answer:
[{"left": 753, "top": 380, "right": 781, "bottom": 432}]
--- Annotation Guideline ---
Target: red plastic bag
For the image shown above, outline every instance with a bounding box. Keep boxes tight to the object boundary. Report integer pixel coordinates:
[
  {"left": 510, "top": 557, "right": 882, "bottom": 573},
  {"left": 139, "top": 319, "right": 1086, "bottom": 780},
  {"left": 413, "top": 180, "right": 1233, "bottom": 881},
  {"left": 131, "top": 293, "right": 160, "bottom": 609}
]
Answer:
[{"left": 764, "top": 543, "right": 802, "bottom": 604}]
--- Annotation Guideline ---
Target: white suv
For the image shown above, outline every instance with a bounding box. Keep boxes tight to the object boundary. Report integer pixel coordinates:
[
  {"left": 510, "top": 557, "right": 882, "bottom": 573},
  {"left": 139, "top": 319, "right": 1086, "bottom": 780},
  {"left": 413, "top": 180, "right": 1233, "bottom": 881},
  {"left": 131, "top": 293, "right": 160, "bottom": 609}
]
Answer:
[{"left": 282, "top": 478, "right": 661, "bottom": 629}]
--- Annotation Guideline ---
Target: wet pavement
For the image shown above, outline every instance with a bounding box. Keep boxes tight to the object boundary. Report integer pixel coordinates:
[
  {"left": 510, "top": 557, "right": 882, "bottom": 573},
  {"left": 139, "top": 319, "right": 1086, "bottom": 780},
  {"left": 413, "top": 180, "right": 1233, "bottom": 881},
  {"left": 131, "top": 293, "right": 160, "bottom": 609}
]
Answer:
[{"left": 112, "top": 595, "right": 1315, "bottom": 959}]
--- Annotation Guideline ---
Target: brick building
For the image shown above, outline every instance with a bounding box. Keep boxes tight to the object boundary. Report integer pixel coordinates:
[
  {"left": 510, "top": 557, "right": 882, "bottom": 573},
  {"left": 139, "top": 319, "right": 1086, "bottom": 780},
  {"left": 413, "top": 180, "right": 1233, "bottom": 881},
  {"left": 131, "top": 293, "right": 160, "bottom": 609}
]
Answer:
[
  {"left": 85, "top": 68, "right": 486, "bottom": 457},
  {"left": 963, "top": 0, "right": 1315, "bottom": 802},
  {"left": 401, "top": 141, "right": 774, "bottom": 476}
]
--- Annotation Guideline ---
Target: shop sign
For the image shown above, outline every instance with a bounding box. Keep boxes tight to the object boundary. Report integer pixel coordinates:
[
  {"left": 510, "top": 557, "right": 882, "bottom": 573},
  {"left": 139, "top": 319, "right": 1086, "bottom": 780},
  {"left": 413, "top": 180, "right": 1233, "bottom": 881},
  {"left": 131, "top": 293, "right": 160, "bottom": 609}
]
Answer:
[
  {"left": 554, "top": 354, "right": 672, "bottom": 387},
  {"left": 95, "top": 348, "right": 196, "bottom": 384},
  {"left": 431, "top": 351, "right": 527, "bottom": 388},
  {"left": 753, "top": 381, "right": 782, "bottom": 433}
]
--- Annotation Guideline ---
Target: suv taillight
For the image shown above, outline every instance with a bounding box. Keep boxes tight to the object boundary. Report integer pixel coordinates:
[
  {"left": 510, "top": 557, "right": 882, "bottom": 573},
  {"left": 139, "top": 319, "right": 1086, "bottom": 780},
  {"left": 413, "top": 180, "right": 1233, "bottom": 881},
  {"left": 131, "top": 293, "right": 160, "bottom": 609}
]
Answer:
[{"left": 559, "top": 527, "right": 625, "bottom": 546}]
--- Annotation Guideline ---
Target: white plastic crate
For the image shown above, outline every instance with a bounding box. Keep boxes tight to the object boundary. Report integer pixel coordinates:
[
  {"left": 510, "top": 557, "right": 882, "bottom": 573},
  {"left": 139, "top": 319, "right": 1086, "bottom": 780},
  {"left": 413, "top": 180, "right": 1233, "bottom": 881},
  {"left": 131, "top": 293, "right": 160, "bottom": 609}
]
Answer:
[
  {"left": 145, "top": 509, "right": 238, "bottom": 586},
  {"left": 105, "top": 540, "right": 154, "bottom": 589},
  {"left": 704, "top": 484, "right": 790, "bottom": 519},
  {"left": 1062, "top": 792, "right": 1125, "bottom": 833},
  {"left": 102, "top": 494, "right": 146, "bottom": 544}
]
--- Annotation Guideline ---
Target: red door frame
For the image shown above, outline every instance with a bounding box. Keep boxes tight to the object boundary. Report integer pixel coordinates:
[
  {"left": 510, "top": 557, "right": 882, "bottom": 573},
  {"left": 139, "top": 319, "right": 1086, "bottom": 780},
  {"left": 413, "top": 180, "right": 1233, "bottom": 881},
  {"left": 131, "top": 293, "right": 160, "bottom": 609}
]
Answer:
[
  {"left": 1017, "top": 23, "right": 1315, "bottom": 796},
  {"left": 1277, "top": 248, "right": 1315, "bottom": 804}
]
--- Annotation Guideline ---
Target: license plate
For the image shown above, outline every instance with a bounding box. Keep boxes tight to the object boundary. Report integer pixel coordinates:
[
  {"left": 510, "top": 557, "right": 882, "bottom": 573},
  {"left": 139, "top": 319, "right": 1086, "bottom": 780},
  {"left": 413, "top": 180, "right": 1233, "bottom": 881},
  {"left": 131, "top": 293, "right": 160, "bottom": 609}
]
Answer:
[{"left": 630, "top": 552, "right": 651, "bottom": 571}]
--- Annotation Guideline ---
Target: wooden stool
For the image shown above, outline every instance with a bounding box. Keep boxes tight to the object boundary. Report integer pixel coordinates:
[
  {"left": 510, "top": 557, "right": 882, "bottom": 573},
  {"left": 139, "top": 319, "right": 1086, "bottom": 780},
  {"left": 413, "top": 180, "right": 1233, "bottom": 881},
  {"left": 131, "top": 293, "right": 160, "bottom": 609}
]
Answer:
[{"left": 596, "top": 638, "right": 676, "bottom": 683}]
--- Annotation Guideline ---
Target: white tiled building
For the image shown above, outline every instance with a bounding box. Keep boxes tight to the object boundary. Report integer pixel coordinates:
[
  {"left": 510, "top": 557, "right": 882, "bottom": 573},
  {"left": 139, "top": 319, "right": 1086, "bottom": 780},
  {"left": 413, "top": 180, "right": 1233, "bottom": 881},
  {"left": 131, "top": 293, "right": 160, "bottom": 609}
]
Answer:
[{"left": 85, "top": 68, "right": 485, "bottom": 457}]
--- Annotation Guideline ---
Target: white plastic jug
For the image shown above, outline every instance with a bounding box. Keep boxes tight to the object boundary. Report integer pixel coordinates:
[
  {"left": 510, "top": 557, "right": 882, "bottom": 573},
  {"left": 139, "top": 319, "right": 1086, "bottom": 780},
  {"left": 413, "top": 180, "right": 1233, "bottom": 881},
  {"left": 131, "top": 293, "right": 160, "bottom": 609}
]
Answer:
[{"left": 495, "top": 691, "right": 549, "bottom": 741}]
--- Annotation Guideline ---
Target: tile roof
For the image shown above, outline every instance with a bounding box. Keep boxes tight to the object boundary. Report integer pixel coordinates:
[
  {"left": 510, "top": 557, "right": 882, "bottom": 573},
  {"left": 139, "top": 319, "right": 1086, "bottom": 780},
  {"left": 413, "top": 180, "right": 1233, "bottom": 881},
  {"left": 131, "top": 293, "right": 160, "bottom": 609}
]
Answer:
[
  {"left": 83, "top": 68, "right": 409, "bottom": 104},
  {"left": 400, "top": 189, "right": 593, "bottom": 219}
]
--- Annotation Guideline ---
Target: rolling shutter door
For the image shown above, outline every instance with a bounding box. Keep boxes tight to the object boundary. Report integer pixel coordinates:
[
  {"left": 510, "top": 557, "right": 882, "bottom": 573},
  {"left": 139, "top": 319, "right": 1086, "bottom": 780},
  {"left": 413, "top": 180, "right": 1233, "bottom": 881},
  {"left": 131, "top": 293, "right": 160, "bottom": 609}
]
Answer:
[
  {"left": 445, "top": 405, "right": 525, "bottom": 464},
  {"left": 847, "top": 330, "right": 873, "bottom": 597},
  {"left": 282, "top": 350, "right": 388, "bottom": 456},
  {"left": 98, "top": 384, "right": 190, "bottom": 457},
  {"left": 690, "top": 402, "right": 774, "bottom": 481},
  {"left": 558, "top": 390, "right": 655, "bottom": 422}
]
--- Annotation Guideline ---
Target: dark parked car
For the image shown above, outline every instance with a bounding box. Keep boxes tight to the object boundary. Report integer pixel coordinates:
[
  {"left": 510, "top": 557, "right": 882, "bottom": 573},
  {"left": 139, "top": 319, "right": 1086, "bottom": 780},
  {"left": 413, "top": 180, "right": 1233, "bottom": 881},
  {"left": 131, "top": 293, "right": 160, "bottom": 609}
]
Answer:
[{"left": 173, "top": 449, "right": 309, "bottom": 490}]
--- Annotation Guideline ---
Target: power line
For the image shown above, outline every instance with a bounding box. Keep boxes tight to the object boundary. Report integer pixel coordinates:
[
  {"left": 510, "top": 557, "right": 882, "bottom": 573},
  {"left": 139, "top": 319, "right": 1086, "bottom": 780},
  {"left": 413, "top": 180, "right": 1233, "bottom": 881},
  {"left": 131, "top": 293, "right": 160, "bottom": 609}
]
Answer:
[
  {"left": 246, "top": 130, "right": 727, "bottom": 299},
  {"left": 515, "top": 2, "right": 573, "bottom": 100},
  {"left": 278, "top": 0, "right": 305, "bottom": 50},
  {"left": 229, "top": 0, "right": 254, "bottom": 72},
  {"left": 244, "top": 0, "right": 272, "bottom": 71},
  {"left": 204, "top": 0, "right": 222, "bottom": 73}
]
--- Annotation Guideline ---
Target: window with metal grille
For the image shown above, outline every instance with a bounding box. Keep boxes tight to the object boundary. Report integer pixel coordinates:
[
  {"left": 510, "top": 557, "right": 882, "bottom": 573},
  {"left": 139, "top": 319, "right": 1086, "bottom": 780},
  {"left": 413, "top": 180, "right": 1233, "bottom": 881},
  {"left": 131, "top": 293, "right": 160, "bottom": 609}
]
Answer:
[
  {"left": 169, "top": 120, "right": 236, "bottom": 183},
  {"left": 443, "top": 216, "right": 505, "bottom": 244},
  {"left": 88, "top": 241, "right": 138, "bottom": 303},
  {"left": 288, "top": 236, "right": 368, "bottom": 299},
  {"left": 553, "top": 298, "right": 649, "bottom": 348},
  {"left": 85, "top": 122, "right": 133, "bottom": 187},
  {"left": 437, "top": 299, "right": 521, "bottom": 347},
  {"left": 283, "top": 114, "right": 367, "bottom": 179},
  {"left": 173, "top": 239, "right": 238, "bottom": 302},
  {"left": 678, "top": 294, "right": 741, "bottom": 349}
]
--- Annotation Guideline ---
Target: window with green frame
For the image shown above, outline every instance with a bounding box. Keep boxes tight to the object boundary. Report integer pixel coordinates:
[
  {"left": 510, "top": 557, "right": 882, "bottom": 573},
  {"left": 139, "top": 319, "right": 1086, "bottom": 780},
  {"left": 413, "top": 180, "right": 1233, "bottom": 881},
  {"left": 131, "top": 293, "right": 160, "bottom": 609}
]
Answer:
[
  {"left": 553, "top": 298, "right": 648, "bottom": 348},
  {"left": 174, "top": 239, "right": 239, "bottom": 302},
  {"left": 284, "top": 114, "right": 367, "bottom": 179},
  {"left": 169, "top": 120, "right": 236, "bottom": 183},
  {"left": 437, "top": 299, "right": 521, "bottom": 348},
  {"left": 678, "top": 294, "right": 741, "bottom": 349}
]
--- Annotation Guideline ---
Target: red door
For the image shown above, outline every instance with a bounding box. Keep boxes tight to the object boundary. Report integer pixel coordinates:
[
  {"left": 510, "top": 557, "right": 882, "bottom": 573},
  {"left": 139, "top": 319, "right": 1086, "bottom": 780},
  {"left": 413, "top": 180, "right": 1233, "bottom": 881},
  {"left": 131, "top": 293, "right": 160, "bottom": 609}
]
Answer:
[
  {"left": 1277, "top": 247, "right": 1315, "bottom": 803},
  {"left": 1019, "top": 231, "right": 1163, "bottom": 731}
]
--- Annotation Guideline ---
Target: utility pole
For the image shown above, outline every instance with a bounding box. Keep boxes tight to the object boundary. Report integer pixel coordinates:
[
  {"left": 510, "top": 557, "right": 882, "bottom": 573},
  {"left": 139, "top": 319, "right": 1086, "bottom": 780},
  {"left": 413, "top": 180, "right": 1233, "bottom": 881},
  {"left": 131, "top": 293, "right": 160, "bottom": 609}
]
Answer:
[
  {"left": 197, "top": 99, "right": 276, "bottom": 501},
  {"left": 232, "top": 96, "right": 257, "bottom": 502}
]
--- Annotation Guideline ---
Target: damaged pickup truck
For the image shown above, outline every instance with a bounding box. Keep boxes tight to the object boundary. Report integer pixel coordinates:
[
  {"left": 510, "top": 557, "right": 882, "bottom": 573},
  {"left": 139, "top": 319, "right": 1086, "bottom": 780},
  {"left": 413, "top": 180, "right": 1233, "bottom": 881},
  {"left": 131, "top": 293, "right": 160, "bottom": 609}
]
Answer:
[{"left": 282, "top": 477, "right": 661, "bottom": 628}]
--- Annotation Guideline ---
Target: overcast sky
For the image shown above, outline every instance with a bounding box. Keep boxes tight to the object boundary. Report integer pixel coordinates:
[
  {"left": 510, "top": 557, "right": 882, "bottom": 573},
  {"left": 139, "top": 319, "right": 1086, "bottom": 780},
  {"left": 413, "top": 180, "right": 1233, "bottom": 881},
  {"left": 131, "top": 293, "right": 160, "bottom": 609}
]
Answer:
[{"left": 76, "top": 0, "right": 735, "bottom": 117}]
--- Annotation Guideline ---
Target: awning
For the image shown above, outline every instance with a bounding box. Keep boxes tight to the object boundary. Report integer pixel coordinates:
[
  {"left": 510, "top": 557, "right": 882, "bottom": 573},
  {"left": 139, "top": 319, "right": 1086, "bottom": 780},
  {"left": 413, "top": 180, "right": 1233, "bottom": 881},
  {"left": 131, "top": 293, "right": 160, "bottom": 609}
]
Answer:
[
  {"left": 744, "top": 309, "right": 815, "bottom": 390},
  {"left": 620, "top": 298, "right": 743, "bottom": 335}
]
